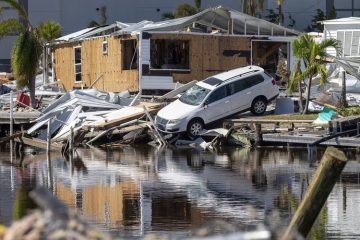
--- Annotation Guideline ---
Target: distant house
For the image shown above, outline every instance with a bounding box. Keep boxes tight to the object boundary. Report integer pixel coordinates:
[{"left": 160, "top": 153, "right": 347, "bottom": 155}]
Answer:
[
  {"left": 51, "top": 6, "right": 299, "bottom": 93},
  {"left": 322, "top": 17, "right": 360, "bottom": 58}
]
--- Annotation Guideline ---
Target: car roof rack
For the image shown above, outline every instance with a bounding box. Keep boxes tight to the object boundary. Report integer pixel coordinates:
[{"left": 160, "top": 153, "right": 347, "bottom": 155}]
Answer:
[{"left": 216, "top": 69, "right": 260, "bottom": 86}]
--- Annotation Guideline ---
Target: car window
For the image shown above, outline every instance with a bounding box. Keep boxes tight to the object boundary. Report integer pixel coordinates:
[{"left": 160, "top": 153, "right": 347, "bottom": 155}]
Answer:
[
  {"left": 243, "top": 74, "right": 264, "bottom": 88},
  {"left": 228, "top": 79, "right": 247, "bottom": 94},
  {"left": 228, "top": 74, "right": 264, "bottom": 95},
  {"left": 206, "top": 85, "right": 228, "bottom": 104}
]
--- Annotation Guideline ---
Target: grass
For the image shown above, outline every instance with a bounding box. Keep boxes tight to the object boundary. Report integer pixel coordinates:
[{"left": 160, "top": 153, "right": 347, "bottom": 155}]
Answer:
[
  {"left": 337, "top": 106, "right": 360, "bottom": 117},
  {"left": 260, "top": 114, "right": 318, "bottom": 121}
]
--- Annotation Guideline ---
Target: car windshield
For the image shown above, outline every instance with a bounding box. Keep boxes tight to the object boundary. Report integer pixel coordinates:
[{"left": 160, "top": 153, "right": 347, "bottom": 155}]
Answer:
[{"left": 179, "top": 85, "right": 211, "bottom": 106}]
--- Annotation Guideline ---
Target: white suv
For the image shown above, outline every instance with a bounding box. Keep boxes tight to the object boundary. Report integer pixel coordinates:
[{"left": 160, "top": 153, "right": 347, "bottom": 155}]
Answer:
[{"left": 156, "top": 66, "right": 279, "bottom": 138}]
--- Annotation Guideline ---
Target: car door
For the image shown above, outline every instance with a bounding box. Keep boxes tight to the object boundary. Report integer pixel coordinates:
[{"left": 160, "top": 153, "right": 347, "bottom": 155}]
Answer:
[
  {"left": 229, "top": 74, "right": 265, "bottom": 114},
  {"left": 228, "top": 78, "right": 252, "bottom": 114},
  {"left": 244, "top": 74, "right": 265, "bottom": 102},
  {"left": 204, "top": 85, "right": 232, "bottom": 123}
]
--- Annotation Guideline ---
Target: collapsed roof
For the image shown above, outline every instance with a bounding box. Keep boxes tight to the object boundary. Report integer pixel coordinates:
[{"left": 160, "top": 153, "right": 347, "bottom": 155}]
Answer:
[
  {"left": 55, "top": 5, "right": 298, "bottom": 43},
  {"left": 116, "top": 6, "right": 299, "bottom": 36}
]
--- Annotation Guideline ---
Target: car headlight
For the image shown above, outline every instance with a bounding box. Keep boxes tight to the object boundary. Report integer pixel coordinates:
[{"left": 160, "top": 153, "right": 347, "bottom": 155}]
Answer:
[{"left": 168, "top": 119, "right": 181, "bottom": 125}]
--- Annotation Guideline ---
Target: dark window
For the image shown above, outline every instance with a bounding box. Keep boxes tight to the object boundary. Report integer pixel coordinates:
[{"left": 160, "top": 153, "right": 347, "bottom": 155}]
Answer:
[
  {"left": 206, "top": 86, "right": 228, "bottom": 104},
  {"left": 244, "top": 74, "right": 264, "bottom": 88},
  {"left": 203, "top": 77, "right": 222, "bottom": 86},
  {"left": 102, "top": 41, "right": 108, "bottom": 55},
  {"left": 74, "top": 47, "right": 82, "bottom": 82},
  {"left": 228, "top": 79, "right": 247, "bottom": 94},
  {"left": 122, "top": 39, "right": 138, "bottom": 70},
  {"left": 74, "top": 47, "right": 81, "bottom": 64},
  {"left": 228, "top": 74, "right": 264, "bottom": 94},
  {"left": 150, "top": 39, "right": 190, "bottom": 70}
]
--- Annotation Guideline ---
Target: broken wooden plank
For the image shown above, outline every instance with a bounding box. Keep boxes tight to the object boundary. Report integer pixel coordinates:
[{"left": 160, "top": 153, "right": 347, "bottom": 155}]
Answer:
[
  {"left": 82, "top": 102, "right": 161, "bottom": 130},
  {"left": 0, "top": 132, "right": 23, "bottom": 144},
  {"left": 15, "top": 137, "right": 63, "bottom": 151}
]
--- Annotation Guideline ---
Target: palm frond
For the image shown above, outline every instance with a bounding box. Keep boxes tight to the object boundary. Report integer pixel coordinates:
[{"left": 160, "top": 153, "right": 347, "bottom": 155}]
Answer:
[
  {"left": 0, "top": 0, "right": 28, "bottom": 23},
  {"left": 11, "top": 31, "right": 42, "bottom": 89},
  {"left": 37, "top": 20, "right": 61, "bottom": 42},
  {"left": 0, "top": 18, "right": 24, "bottom": 38},
  {"left": 317, "top": 64, "right": 328, "bottom": 86},
  {"left": 318, "top": 38, "right": 342, "bottom": 57}
]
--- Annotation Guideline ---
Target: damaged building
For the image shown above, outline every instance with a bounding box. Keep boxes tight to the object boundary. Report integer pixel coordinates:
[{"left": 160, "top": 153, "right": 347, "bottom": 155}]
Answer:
[{"left": 51, "top": 6, "right": 299, "bottom": 93}]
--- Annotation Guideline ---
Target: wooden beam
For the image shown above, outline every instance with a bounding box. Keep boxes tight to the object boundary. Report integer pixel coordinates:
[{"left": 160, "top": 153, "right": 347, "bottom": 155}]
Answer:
[
  {"left": 15, "top": 137, "right": 63, "bottom": 151},
  {"left": 282, "top": 147, "right": 347, "bottom": 239}
]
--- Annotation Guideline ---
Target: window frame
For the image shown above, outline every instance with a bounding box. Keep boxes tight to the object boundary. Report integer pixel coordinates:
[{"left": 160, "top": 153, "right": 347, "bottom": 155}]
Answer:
[
  {"left": 102, "top": 41, "right": 108, "bottom": 55},
  {"left": 74, "top": 46, "right": 82, "bottom": 83},
  {"left": 336, "top": 30, "right": 360, "bottom": 57},
  {"left": 205, "top": 85, "right": 230, "bottom": 105}
]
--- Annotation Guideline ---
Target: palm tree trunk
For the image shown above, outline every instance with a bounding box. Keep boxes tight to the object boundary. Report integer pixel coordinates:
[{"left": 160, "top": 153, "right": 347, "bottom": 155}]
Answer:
[
  {"left": 278, "top": 3, "right": 283, "bottom": 25},
  {"left": 298, "top": 80, "right": 303, "bottom": 113},
  {"left": 303, "top": 75, "right": 313, "bottom": 114},
  {"left": 28, "top": 75, "right": 36, "bottom": 109}
]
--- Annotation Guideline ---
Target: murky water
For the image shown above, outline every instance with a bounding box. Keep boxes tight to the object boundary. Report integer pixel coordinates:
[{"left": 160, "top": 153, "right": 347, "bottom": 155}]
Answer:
[{"left": 0, "top": 146, "right": 360, "bottom": 239}]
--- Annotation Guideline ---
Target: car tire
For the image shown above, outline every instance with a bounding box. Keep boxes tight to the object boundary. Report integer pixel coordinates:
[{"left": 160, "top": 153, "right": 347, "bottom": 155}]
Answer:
[
  {"left": 251, "top": 97, "right": 267, "bottom": 115},
  {"left": 187, "top": 118, "right": 204, "bottom": 139}
]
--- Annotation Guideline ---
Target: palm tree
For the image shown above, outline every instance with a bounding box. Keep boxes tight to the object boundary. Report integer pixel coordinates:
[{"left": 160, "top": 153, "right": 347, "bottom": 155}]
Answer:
[
  {"left": 241, "top": 0, "right": 265, "bottom": 17},
  {"left": 288, "top": 34, "right": 341, "bottom": 114},
  {"left": 0, "top": 0, "right": 61, "bottom": 108}
]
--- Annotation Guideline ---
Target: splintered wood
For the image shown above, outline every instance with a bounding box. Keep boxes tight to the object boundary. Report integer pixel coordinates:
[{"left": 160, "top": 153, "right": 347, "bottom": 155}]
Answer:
[{"left": 82, "top": 102, "right": 161, "bottom": 130}]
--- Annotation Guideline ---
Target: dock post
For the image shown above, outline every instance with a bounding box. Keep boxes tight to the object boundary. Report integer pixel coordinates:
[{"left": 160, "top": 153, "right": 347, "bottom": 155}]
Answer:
[
  {"left": 282, "top": 147, "right": 347, "bottom": 239},
  {"left": 254, "top": 123, "right": 262, "bottom": 146},
  {"left": 341, "top": 70, "right": 347, "bottom": 108},
  {"left": 9, "top": 91, "right": 14, "bottom": 162},
  {"left": 70, "top": 127, "right": 74, "bottom": 155},
  {"left": 47, "top": 119, "right": 51, "bottom": 152}
]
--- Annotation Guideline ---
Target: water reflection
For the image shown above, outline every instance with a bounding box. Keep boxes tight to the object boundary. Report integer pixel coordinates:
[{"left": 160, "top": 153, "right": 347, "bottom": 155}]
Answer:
[{"left": 0, "top": 146, "right": 359, "bottom": 239}]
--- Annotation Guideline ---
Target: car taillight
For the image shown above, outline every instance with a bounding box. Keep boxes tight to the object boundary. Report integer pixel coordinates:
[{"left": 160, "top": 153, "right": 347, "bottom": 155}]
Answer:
[{"left": 271, "top": 79, "right": 276, "bottom": 85}]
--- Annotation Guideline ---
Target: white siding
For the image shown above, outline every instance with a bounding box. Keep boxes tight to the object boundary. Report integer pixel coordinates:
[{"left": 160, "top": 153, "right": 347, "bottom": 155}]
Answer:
[
  {"left": 141, "top": 76, "right": 175, "bottom": 90},
  {"left": 141, "top": 39, "right": 150, "bottom": 64}
]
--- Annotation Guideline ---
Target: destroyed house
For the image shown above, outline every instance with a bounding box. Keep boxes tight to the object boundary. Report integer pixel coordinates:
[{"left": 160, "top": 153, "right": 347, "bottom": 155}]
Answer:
[{"left": 51, "top": 6, "right": 299, "bottom": 93}]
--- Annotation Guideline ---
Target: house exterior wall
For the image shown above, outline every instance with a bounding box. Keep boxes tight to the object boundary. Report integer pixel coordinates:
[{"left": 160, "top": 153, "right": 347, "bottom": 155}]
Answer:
[
  {"left": 140, "top": 33, "right": 251, "bottom": 90},
  {"left": 53, "top": 35, "right": 138, "bottom": 92},
  {"left": 323, "top": 22, "right": 360, "bottom": 57}
]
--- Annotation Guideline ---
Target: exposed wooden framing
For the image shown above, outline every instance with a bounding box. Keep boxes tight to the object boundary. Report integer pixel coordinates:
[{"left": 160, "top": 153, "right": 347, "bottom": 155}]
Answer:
[
  {"left": 54, "top": 35, "right": 139, "bottom": 92},
  {"left": 150, "top": 33, "right": 250, "bottom": 84}
]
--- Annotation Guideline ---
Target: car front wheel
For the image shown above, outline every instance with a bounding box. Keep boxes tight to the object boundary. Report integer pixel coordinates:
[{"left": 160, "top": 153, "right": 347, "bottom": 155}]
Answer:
[
  {"left": 251, "top": 97, "right": 267, "bottom": 115},
  {"left": 187, "top": 119, "right": 204, "bottom": 139}
]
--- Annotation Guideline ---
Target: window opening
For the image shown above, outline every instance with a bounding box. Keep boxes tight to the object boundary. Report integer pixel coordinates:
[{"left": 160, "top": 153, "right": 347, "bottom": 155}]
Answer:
[
  {"left": 122, "top": 39, "right": 138, "bottom": 70},
  {"left": 150, "top": 39, "right": 190, "bottom": 70},
  {"left": 74, "top": 47, "right": 82, "bottom": 82},
  {"left": 103, "top": 41, "right": 109, "bottom": 55}
]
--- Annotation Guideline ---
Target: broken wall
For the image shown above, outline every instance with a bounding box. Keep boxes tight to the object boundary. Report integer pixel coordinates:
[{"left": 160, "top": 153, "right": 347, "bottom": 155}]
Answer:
[
  {"left": 147, "top": 33, "right": 251, "bottom": 84},
  {"left": 53, "top": 35, "right": 139, "bottom": 92}
]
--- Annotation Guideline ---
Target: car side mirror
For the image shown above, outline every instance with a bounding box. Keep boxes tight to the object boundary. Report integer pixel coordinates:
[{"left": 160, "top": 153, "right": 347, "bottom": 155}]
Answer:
[{"left": 203, "top": 101, "right": 208, "bottom": 108}]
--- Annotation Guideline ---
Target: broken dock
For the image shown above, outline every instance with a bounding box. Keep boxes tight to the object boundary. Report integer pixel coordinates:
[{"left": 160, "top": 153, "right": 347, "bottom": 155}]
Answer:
[{"left": 223, "top": 115, "right": 360, "bottom": 148}]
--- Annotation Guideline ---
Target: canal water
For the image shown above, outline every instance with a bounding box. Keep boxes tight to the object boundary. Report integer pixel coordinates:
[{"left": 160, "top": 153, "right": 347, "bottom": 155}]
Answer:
[{"left": 0, "top": 146, "right": 359, "bottom": 239}]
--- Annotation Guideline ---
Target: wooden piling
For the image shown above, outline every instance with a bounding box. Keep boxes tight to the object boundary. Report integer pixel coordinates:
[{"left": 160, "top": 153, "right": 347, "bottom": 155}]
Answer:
[
  {"left": 341, "top": 70, "right": 347, "bottom": 108},
  {"left": 254, "top": 123, "right": 262, "bottom": 145},
  {"left": 46, "top": 119, "right": 51, "bottom": 152},
  {"left": 282, "top": 147, "right": 347, "bottom": 239},
  {"left": 69, "top": 127, "right": 74, "bottom": 154},
  {"left": 10, "top": 91, "right": 14, "bottom": 162}
]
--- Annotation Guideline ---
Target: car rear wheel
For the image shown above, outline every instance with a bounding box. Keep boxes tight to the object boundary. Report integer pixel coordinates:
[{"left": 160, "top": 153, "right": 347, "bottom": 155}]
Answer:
[
  {"left": 251, "top": 97, "right": 267, "bottom": 115},
  {"left": 187, "top": 119, "right": 204, "bottom": 139}
]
